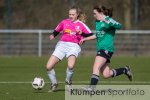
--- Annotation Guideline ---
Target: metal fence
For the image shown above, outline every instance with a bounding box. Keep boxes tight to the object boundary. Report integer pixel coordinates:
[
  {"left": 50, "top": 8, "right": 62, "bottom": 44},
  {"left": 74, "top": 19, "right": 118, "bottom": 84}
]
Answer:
[{"left": 0, "top": 29, "right": 150, "bottom": 56}]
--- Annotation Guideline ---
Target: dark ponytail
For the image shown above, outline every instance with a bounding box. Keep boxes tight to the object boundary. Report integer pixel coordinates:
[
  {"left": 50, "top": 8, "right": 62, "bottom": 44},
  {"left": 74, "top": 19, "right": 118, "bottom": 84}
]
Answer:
[{"left": 94, "top": 5, "right": 113, "bottom": 17}]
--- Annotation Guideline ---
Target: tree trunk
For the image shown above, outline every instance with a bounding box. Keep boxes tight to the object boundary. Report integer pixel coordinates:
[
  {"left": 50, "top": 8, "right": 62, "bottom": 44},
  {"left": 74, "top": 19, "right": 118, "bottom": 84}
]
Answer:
[{"left": 123, "top": 0, "right": 131, "bottom": 29}]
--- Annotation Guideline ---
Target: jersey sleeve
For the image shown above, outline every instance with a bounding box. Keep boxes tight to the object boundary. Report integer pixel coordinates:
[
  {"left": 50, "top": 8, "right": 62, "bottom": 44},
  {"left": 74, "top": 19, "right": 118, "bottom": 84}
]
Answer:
[
  {"left": 81, "top": 23, "right": 93, "bottom": 37},
  {"left": 54, "top": 20, "right": 64, "bottom": 32},
  {"left": 105, "top": 17, "right": 122, "bottom": 29},
  {"left": 80, "top": 22, "right": 91, "bottom": 33}
]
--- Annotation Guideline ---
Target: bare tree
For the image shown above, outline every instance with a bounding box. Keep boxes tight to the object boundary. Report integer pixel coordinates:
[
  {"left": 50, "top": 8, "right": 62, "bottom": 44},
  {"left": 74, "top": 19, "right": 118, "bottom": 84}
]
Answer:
[{"left": 123, "top": 0, "right": 131, "bottom": 29}]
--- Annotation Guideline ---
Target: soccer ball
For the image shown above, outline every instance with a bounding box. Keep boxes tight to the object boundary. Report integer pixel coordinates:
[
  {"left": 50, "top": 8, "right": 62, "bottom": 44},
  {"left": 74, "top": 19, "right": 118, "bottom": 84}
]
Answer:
[{"left": 32, "top": 77, "right": 45, "bottom": 90}]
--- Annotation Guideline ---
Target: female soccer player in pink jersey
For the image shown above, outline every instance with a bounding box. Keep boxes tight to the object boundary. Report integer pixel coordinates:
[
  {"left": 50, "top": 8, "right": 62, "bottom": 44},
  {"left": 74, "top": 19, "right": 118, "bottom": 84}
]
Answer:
[{"left": 46, "top": 6, "right": 93, "bottom": 92}]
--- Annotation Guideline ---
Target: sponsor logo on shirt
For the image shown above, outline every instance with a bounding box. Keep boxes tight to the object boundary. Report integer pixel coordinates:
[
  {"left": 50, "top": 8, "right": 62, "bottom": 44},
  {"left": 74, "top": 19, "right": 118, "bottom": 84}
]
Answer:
[
  {"left": 96, "top": 30, "right": 105, "bottom": 37},
  {"left": 64, "top": 29, "right": 71, "bottom": 33},
  {"left": 64, "top": 29, "right": 76, "bottom": 35}
]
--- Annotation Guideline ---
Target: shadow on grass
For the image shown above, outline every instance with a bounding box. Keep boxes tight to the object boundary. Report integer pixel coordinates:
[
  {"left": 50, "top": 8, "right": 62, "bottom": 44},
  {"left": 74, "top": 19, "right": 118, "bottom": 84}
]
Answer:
[{"left": 55, "top": 89, "right": 65, "bottom": 92}]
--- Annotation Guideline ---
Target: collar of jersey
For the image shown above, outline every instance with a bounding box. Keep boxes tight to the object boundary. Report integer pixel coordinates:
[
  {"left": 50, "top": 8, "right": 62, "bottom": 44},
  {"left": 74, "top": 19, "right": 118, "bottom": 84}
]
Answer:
[
  {"left": 68, "top": 18, "right": 79, "bottom": 23},
  {"left": 72, "top": 19, "right": 79, "bottom": 23},
  {"left": 96, "top": 20, "right": 102, "bottom": 22}
]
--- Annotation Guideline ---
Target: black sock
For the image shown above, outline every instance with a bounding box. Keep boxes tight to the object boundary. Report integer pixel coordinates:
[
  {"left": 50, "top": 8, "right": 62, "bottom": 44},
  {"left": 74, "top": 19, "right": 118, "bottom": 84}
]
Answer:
[
  {"left": 112, "top": 67, "right": 127, "bottom": 77},
  {"left": 90, "top": 74, "right": 99, "bottom": 86}
]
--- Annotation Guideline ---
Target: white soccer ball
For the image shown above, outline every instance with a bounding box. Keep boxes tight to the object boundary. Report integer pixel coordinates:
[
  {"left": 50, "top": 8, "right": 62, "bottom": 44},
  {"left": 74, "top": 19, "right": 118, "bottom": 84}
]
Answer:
[{"left": 32, "top": 77, "right": 45, "bottom": 90}]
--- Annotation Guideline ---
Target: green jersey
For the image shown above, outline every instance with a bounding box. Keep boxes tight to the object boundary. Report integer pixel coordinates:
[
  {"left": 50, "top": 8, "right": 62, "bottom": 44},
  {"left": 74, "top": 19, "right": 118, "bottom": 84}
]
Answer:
[{"left": 95, "top": 16, "right": 121, "bottom": 53}]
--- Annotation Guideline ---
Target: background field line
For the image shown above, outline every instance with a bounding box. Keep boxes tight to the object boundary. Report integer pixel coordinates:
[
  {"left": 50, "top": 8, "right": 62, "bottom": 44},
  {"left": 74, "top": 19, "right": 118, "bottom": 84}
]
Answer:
[{"left": 0, "top": 81, "right": 150, "bottom": 84}]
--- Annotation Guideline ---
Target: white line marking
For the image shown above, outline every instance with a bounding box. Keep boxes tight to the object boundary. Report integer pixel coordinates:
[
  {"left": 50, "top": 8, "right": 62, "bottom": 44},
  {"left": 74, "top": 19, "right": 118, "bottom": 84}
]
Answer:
[{"left": 0, "top": 81, "right": 150, "bottom": 84}]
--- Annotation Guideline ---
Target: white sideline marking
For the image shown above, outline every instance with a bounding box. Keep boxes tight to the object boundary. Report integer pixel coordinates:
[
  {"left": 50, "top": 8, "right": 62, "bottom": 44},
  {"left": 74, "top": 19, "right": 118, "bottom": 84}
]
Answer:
[{"left": 0, "top": 81, "right": 150, "bottom": 84}]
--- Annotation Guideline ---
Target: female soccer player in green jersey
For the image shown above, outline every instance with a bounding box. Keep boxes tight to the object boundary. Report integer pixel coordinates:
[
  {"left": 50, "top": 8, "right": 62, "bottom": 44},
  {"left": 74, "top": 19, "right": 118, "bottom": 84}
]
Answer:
[{"left": 79, "top": 5, "right": 133, "bottom": 90}]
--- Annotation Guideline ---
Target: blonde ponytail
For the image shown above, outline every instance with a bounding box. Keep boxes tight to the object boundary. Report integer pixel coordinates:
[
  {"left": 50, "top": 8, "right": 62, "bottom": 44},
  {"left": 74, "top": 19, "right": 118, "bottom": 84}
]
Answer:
[{"left": 78, "top": 12, "right": 86, "bottom": 23}]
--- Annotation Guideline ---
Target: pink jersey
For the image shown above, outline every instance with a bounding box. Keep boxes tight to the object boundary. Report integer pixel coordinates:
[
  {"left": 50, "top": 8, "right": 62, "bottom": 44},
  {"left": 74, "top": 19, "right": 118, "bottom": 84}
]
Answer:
[{"left": 55, "top": 19, "right": 92, "bottom": 44}]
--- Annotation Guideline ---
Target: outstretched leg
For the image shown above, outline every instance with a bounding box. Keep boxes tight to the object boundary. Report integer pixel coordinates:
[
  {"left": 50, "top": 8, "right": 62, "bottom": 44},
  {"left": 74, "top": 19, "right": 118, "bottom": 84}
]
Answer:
[
  {"left": 101, "top": 64, "right": 133, "bottom": 81},
  {"left": 46, "top": 55, "right": 60, "bottom": 92}
]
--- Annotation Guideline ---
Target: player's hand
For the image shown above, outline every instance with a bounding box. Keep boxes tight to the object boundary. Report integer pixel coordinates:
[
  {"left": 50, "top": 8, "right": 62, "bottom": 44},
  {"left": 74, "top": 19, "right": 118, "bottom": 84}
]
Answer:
[
  {"left": 49, "top": 34, "right": 54, "bottom": 40},
  {"left": 79, "top": 39, "right": 85, "bottom": 45}
]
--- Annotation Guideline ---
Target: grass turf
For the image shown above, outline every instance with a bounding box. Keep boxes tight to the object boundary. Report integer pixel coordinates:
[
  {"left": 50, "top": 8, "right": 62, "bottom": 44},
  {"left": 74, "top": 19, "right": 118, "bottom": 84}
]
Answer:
[{"left": 0, "top": 56, "right": 150, "bottom": 100}]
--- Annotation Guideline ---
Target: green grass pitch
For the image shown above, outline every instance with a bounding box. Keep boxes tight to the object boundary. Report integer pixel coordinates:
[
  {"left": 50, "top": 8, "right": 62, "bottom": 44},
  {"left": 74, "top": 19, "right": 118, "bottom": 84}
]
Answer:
[{"left": 0, "top": 56, "right": 150, "bottom": 100}]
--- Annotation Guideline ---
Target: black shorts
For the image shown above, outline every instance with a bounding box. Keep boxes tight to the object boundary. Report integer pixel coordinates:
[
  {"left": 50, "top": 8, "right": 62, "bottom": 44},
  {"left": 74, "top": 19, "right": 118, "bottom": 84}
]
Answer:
[{"left": 96, "top": 50, "right": 113, "bottom": 63}]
